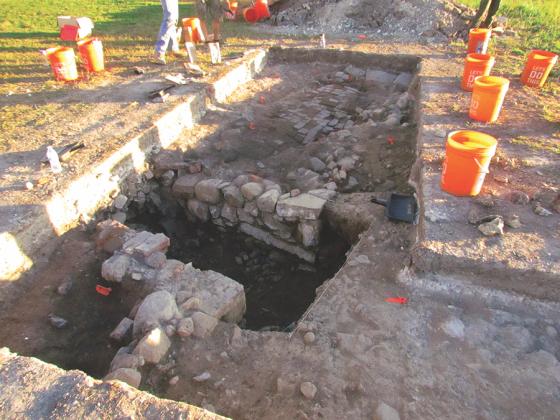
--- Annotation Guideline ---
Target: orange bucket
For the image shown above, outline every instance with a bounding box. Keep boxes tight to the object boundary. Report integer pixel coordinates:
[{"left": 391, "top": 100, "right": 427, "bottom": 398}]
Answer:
[
  {"left": 182, "top": 17, "right": 205, "bottom": 43},
  {"left": 461, "top": 53, "right": 495, "bottom": 91},
  {"left": 469, "top": 76, "right": 509, "bottom": 123},
  {"left": 243, "top": 7, "right": 259, "bottom": 23},
  {"left": 520, "top": 50, "right": 558, "bottom": 88},
  {"left": 441, "top": 130, "right": 497, "bottom": 196},
  {"left": 77, "top": 38, "right": 104, "bottom": 72},
  {"left": 467, "top": 28, "right": 491, "bottom": 54},
  {"left": 254, "top": 0, "right": 271, "bottom": 19},
  {"left": 45, "top": 47, "right": 78, "bottom": 81}
]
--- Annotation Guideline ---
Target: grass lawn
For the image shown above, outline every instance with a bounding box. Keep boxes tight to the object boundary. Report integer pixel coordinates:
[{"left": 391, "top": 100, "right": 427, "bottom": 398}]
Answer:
[{"left": 0, "top": 0, "right": 278, "bottom": 95}]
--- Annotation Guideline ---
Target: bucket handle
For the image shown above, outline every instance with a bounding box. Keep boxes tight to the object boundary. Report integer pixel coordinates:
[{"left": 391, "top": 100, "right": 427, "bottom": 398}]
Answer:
[{"left": 473, "top": 157, "right": 489, "bottom": 174}]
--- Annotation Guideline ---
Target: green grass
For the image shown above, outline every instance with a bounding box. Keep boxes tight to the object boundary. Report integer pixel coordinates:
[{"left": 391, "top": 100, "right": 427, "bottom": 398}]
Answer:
[
  {"left": 459, "top": 0, "right": 560, "bottom": 53},
  {"left": 0, "top": 0, "right": 278, "bottom": 94}
]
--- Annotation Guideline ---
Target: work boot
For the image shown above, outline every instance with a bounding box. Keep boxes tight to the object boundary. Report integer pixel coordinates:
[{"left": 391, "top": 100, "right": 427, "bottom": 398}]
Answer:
[
  {"left": 152, "top": 53, "right": 166, "bottom": 65},
  {"left": 172, "top": 49, "right": 189, "bottom": 59}
]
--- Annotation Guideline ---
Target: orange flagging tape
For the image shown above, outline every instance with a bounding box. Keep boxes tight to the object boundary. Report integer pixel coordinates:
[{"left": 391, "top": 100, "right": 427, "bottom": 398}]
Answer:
[
  {"left": 258, "top": 95, "right": 265, "bottom": 104},
  {"left": 387, "top": 135, "right": 395, "bottom": 145},
  {"left": 385, "top": 297, "right": 408, "bottom": 304},
  {"left": 248, "top": 122, "right": 256, "bottom": 130},
  {"left": 96, "top": 285, "right": 112, "bottom": 296},
  {"left": 357, "top": 34, "right": 367, "bottom": 40}
]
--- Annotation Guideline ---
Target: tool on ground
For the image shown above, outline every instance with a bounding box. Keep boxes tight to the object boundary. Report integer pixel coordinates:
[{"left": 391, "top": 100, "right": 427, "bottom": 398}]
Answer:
[
  {"left": 148, "top": 85, "right": 175, "bottom": 102},
  {"left": 370, "top": 193, "right": 418, "bottom": 224},
  {"left": 41, "top": 142, "right": 85, "bottom": 165}
]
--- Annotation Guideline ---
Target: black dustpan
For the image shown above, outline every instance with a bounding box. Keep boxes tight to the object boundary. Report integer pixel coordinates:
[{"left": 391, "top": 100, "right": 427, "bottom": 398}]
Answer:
[{"left": 371, "top": 193, "right": 418, "bottom": 224}]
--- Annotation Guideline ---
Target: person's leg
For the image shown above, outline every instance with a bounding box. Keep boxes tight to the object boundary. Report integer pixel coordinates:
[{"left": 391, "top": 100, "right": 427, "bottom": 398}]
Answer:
[
  {"left": 154, "top": 0, "right": 179, "bottom": 56},
  {"left": 470, "top": 0, "right": 491, "bottom": 28},
  {"left": 212, "top": 19, "right": 221, "bottom": 42},
  {"left": 482, "top": 0, "right": 501, "bottom": 28}
]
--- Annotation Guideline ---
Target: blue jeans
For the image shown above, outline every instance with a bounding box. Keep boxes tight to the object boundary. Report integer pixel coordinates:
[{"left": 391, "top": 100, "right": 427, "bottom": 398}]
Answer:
[{"left": 155, "top": 0, "right": 179, "bottom": 54}]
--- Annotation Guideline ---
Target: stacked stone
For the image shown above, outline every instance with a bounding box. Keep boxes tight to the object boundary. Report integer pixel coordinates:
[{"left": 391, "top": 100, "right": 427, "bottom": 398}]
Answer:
[
  {"left": 171, "top": 173, "right": 334, "bottom": 262},
  {"left": 98, "top": 221, "right": 246, "bottom": 388}
]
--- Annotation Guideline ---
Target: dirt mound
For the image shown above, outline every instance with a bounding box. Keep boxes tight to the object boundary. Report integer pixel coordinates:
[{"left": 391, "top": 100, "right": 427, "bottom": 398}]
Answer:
[{"left": 270, "top": 0, "right": 471, "bottom": 40}]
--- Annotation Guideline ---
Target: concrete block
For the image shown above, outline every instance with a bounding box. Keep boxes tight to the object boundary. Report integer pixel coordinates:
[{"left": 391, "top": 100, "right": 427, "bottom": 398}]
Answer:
[
  {"left": 101, "top": 254, "right": 132, "bottom": 282},
  {"left": 122, "top": 231, "right": 170, "bottom": 258}
]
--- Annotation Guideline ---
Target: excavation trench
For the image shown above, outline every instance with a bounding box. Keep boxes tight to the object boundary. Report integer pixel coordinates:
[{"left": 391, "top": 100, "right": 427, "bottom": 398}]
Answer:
[{"left": 0, "top": 48, "right": 420, "bottom": 407}]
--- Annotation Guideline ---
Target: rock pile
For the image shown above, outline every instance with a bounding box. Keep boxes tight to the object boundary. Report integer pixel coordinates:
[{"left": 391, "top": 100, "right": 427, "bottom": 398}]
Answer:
[
  {"left": 271, "top": 0, "right": 471, "bottom": 41},
  {"left": 98, "top": 221, "right": 247, "bottom": 388}
]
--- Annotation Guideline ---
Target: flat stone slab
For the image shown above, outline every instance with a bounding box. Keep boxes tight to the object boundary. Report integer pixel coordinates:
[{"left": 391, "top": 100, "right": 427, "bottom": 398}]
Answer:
[
  {"left": 276, "top": 193, "right": 327, "bottom": 221},
  {"left": 182, "top": 264, "right": 246, "bottom": 323}
]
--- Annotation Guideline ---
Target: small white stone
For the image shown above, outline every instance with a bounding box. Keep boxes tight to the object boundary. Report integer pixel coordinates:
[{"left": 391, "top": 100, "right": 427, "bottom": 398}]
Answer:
[
  {"left": 169, "top": 375, "right": 179, "bottom": 385},
  {"left": 193, "top": 371, "right": 211, "bottom": 382},
  {"left": 303, "top": 332, "right": 316, "bottom": 344},
  {"left": 300, "top": 381, "right": 317, "bottom": 399},
  {"left": 441, "top": 317, "right": 465, "bottom": 339}
]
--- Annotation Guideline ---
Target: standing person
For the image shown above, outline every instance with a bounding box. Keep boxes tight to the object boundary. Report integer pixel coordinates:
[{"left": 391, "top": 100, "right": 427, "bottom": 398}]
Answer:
[
  {"left": 154, "top": 0, "right": 188, "bottom": 64},
  {"left": 196, "top": 0, "right": 227, "bottom": 43},
  {"left": 470, "top": 0, "right": 502, "bottom": 28}
]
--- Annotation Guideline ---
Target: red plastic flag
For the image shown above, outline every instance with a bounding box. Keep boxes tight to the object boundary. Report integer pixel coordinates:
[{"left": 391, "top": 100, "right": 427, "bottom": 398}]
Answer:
[
  {"left": 248, "top": 122, "right": 256, "bottom": 130},
  {"left": 96, "top": 285, "right": 112, "bottom": 296},
  {"left": 357, "top": 34, "right": 367, "bottom": 40},
  {"left": 258, "top": 95, "right": 266, "bottom": 104},
  {"left": 385, "top": 297, "right": 408, "bottom": 304},
  {"left": 387, "top": 135, "right": 395, "bottom": 145}
]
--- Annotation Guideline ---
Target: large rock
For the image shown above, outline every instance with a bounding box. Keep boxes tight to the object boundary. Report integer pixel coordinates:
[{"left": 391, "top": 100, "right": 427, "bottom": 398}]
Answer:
[
  {"left": 191, "top": 312, "right": 219, "bottom": 338},
  {"left": 240, "top": 182, "right": 264, "bottom": 201},
  {"left": 104, "top": 368, "right": 141, "bottom": 388},
  {"left": 239, "top": 223, "right": 315, "bottom": 263},
  {"left": 393, "top": 72, "right": 413, "bottom": 91},
  {"left": 110, "top": 318, "right": 134, "bottom": 341},
  {"left": 374, "top": 402, "right": 400, "bottom": 420},
  {"left": 95, "top": 220, "right": 135, "bottom": 253},
  {"left": 133, "top": 327, "right": 171, "bottom": 364},
  {"left": 366, "top": 69, "right": 396, "bottom": 86},
  {"left": 257, "top": 189, "right": 281, "bottom": 213},
  {"left": 101, "top": 254, "right": 132, "bottom": 282},
  {"left": 172, "top": 174, "right": 204, "bottom": 197},
  {"left": 110, "top": 353, "right": 145, "bottom": 371},
  {"left": 297, "top": 220, "right": 322, "bottom": 248},
  {"left": 133, "top": 291, "right": 179, "bottom": 336},
  {"left": 221, "top": 204, "right": 238, "bottom": 224},
  {"left": 122, "top": 231, "right": 170, "bottom": 258},
  {"left": 181, "top": 264, "right": 246, "bottom": 322},
  {"left": 222, "top": 184, "right": 245, "bottom": 208},
  {"left": 276, "top": 193, "right": 327, "bottom": 221},
  {"left": 195, "top": 179, "right": 225, "bottom": 204},
  {"left": 187, "top": 199, "right": 209, "bottom": 222}
]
